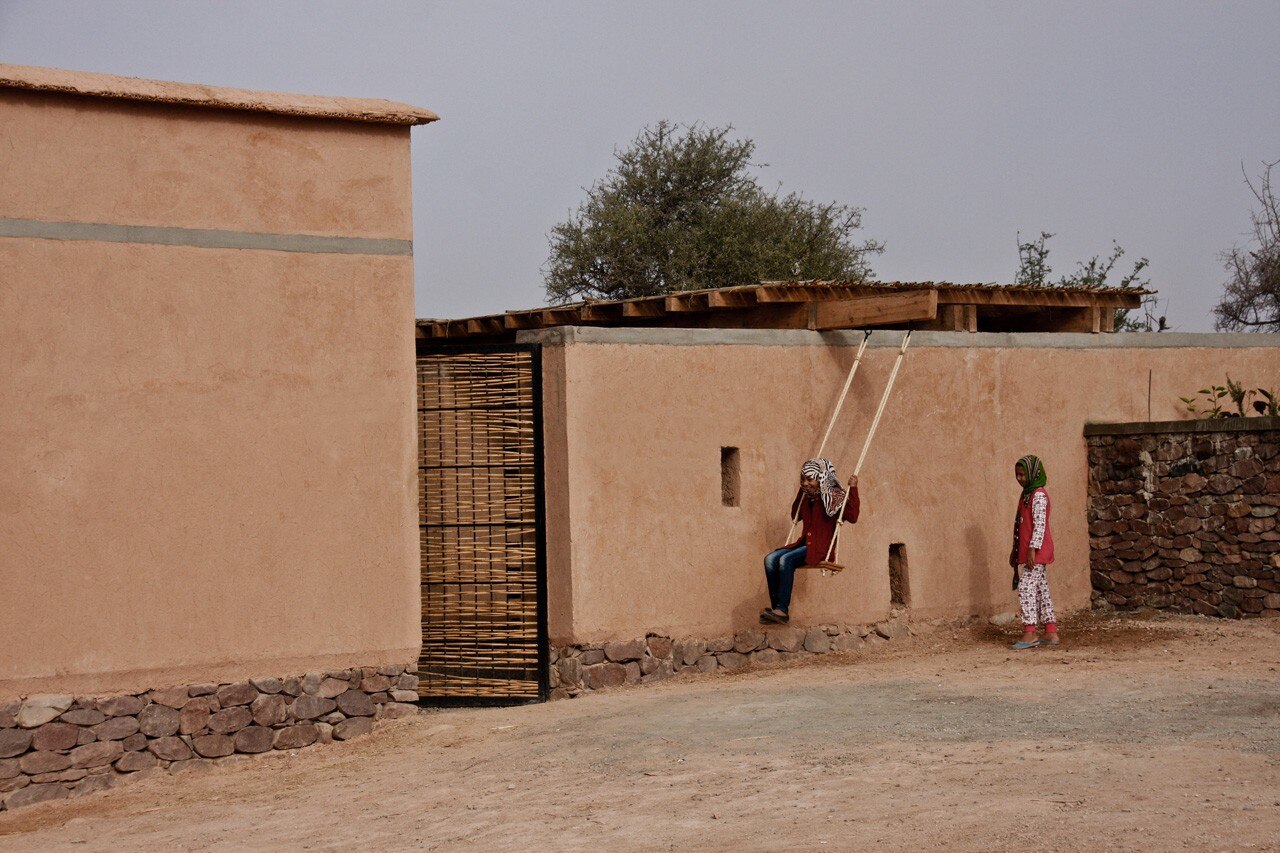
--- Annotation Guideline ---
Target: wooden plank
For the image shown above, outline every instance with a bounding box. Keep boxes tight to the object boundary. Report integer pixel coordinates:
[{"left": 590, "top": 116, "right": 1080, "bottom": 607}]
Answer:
[
  {"left": 707, "top": 289, "right": 757, "bottom": 309},
  {"left": 754, "top": 284, "right": 851, "bottom": 303},
  {"left": 622, "top": 300, "right": 667, "bottom": 318},
  {"left": 809, "top": 291, "right": 938, "bottom": 330},
  {"left": 665, "top": 293, "right": 710, "bottom": 312},
  {"left": 541, "top": 307, "right": 581, "bottom": 325},
  {"left": 579, "top": 303, "right": 624, "bottom": 321},
  {"left": 937, "top": 289, "right": 1141, "bottom": 308},
  {"left": 503, "top": 311, "right": 545, "bottom": 330}
]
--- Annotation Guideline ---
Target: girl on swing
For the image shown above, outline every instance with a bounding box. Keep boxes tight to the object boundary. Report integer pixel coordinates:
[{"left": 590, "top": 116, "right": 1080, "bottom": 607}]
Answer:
[{"left": 761, "top": 459, "right": 860, "bottom": 625}]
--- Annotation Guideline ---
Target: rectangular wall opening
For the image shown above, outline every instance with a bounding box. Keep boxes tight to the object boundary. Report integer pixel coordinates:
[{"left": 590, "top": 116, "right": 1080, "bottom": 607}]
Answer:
[
  {"left": 889, "top": 543, "right": 910, "bottom": 607},
  {"left": 721, "top": 447, "right": 740, "bottom": 507}
]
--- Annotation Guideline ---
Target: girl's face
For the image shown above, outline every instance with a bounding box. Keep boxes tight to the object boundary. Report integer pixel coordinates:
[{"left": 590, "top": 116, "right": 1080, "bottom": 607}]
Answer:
[
  {"left": 1015, "top": 463, "right": 1028, "bottom": 488},
  {"left": 801, "top": 475, "right": 820, "bottom": 496}
]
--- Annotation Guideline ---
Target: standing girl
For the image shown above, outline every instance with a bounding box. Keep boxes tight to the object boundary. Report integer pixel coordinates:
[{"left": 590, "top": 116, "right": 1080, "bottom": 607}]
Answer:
[{"left": 1010, "top": 455, "right": 1059, "bottom": 649}]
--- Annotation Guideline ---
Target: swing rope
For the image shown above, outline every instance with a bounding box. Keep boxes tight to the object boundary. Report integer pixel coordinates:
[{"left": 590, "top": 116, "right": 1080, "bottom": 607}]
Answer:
[
  {"left": 818, "top": 330, "right": 912, "bottom": 574},
  {"left": 783, "top": 330, "right": 872, "bottom": 547}
]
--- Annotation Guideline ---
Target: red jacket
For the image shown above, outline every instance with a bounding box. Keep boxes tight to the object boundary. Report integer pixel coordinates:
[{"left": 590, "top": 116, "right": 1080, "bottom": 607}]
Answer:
[
  {"left": 1015, "top": 487, "right": 1054, "bottom": 565},
  {"left": 787, "top": 486, "right": 860, "bottom": 566}
]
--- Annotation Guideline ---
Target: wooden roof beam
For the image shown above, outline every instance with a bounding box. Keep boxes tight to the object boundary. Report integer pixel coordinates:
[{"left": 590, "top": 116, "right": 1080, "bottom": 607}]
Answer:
[
  {"left": 938, "top": 290, "right": 1141, "bottom": 308},
  {"left": 541, "top": 307, "right": 582, "bottom": 325},
  {"left": 707, "top": 289, "right": 758, "bottom": 309},
  {"left": 503, "top": 311, "right": 545, "bottom": 330},
  {"left": 579, "top": 302, "right": 626, "bottom": 321},
  {"left": 808, "top": 290, "right": 938, "bottom": 330},
  {"left": 665, "top": 292, "right": 710, "bottom": 312},
  {"left": 754, "top": 284, "right": 859, "bottom": 303},
  {"left": 622, "top": 299, "right": 667, "bottom": 318}
]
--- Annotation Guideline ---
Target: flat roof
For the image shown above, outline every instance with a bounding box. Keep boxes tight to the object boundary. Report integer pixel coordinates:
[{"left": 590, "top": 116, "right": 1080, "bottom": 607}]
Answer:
[
  {"left": 417, "top": 280, "right": 1150, "bottom": 341},
  {"left": 0, "top": 62, "right": 438, "bottom": 126}
]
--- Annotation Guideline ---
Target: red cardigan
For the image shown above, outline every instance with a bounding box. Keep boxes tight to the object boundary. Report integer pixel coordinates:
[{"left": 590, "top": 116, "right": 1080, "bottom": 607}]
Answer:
[{"left": 786, "top": 486, "right": 860, "bottom": 566}]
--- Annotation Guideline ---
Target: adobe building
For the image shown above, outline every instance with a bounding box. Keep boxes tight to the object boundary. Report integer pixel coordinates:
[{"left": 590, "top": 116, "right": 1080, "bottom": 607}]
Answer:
[
  {"left": 0, "top": 63, "right": 436, "bottom": 806},
  {"left": 415, "top": 284, "right": 1280, "bottom": 699}
]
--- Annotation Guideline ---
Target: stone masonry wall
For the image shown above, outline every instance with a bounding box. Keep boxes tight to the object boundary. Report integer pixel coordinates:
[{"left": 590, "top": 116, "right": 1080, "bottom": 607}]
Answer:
[
  {"left": 1086, "top": 418, "right": 1280, "bottom": 618},
  {"left": 0, "top": 664, "right": 419, "bottom": 812},
  {"left": 550, "top": 612, "right": 911, "bottom": 698}
]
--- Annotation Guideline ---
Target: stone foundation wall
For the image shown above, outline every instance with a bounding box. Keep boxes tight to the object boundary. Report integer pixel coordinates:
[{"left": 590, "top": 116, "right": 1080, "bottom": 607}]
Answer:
[
  {"left": 0, "top": 664, "right": 419, "bottom": 812},
  {"left": 550, "top": 613, "right": 911, "bottom": 698},
  {"left": 1086, "top": 418, "right": 1280, "bottom": 618}
]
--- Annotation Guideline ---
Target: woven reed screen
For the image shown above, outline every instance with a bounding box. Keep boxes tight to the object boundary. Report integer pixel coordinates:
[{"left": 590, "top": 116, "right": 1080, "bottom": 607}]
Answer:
[{"left": 417, "top": 348, "right": 547, "bottom": 702}]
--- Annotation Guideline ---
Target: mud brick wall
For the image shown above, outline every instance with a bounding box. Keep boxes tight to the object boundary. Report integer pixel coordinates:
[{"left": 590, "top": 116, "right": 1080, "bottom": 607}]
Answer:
[
  {"left": 0, "top": 664, "right": 419, "bottom": 812},
  {"left": 1086, "top": 418, "right": 1280, "bottom": 618}
]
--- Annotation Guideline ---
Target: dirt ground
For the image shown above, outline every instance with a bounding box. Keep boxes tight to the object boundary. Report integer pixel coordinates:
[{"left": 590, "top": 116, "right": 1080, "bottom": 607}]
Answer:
[{"left": 1, "top": 613, "right": 1278, "bottom": 852}]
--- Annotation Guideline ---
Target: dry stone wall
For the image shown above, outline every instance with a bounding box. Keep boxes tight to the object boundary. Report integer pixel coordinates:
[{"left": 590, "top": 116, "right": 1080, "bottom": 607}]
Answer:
[
  {"left": 1086, "top": 418, "right": 1280, "bottom": 618},
  {"left": 550, "top": 613, "right": 911, "bottom": 698},
  {"left": 0, "top": 664, "right": 418, "bottom": 812}
]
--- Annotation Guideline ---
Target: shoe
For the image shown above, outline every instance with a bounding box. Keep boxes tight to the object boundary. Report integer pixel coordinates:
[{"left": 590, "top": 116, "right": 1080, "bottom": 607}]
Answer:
[
  {"left": 1036, "top": 639, "right": 1060, "bottom": 647},
  {"left": 1011, "top": 641, "right": 1039, "bottom": 650},
  {"left": 761, "top": 609, "right": 790, "bottom": 625}
]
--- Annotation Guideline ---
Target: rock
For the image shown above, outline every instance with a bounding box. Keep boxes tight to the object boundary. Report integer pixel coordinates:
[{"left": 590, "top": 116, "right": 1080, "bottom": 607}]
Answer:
[
  {"left": 122, "top": 733, "right": 147, "bottom": 752},
  {"left": 646, "top": 636, "right": 673, "bottom": 659},
  {"left": 804, "top": 630, "right": 831, "bottom": 654},
  {"left": 674, "top": 639, "right": 708, "bottom": 666},
  {"left": 58, "top": 709, "right": 105, "bottom": 727},
  {"left": 641, "top": 661, "right": 674, "bottom": 683},
  {"left": 1182, "top": 473, "right": 1207, "bottom": 492},
  {"left": 766, "top": 626, "right": 805, "bottom": 652},
  {"left": 1233, "top": 575, "right": 1259, "bottom": 589},
  {"left": 0, "top": 759, "right": 18, "bottom": 780},
  {"left": 706, "top": 636, "right": 734, "bottom": 653},
  {"left": 148, "top": 736, "right": 193, "bottom": 762},
  {"left": 733, "top": 629, "right": 766, "bottom": 654},
  {"left": 31, "top": 768, "right": 86, "bottom": 784},
  {"left": 273, "top": 725, "right": 319, "bottom": 750},
  {"left": 583, "top": 663, "right": 627, "bottom": 690},
  {"left": 250, "top": 677, "right": 283, "bottom": 694},
  {"left": 91, "top": 715, "right": 140, "bottom": 742},
  {"left": 640, "top": 654, "right": 659, "bottom": 675},
  {"left": 192, "top": 735, "right": 234, "bottom": 758},
  {"left": 695, "top": 655, "right": 718, "bottom": 673},
  {"left": 290, "top": 695, "right": 337, "bottom": 721},
  {"left": 333, "top": 717, "right": 374, "bottom": 741},
  {"left": 0, "top": 700, "right": 19, "bottom": 728},
  {"left": 832, "top": 633, "right": 863, "bottom": 652},
  {"left": 249, "top": 694, "right": 287, "bottom": 728},
  {"left": 603, "top": 640, "right": 646, "bottom": 662},
  {"left": 556, "top": 657, "right": 583, "bottom": 689},
  {"left": 875, "top": 620, "right": 909, "bottom": 640},
  {"left": 180, "top": 697, "right": 215, "bottom": 735},
  {"left": 207, "top": 707, "right": 253, "bottom": 735},
  {"left": 358, "top": 675, "right": 393, "bottom": 694},
  {"left": 301, "top": 673, "right": 324, "bottom": 695},
  {"left": 32, "top": 722, "right": 80, "bottom": 752},
  {"left": 315, "top": 722, "right": 335, "bottom": 744},
  {"left": 217, "top": 682, "right": 258, "bottom": 707},
  {"left": 624, "top": 662, "right": 642, "bottom": 685},
  {"left": 396, "top": 674, "right": 420, "bottom": 691},
  {"left": 336, "top": 691, "right": 375, "bottom": 717},
  {"left": 115, "top": 751, "right": 157, "bottom": 773},
  {"left": 389, "top": 690, "right": 419, "bottom": 703},
  {"left": 314, "top": 678, "right": 348, "bottom": 700},
  {"left": 322, "top": 712, "right": 345, "bottom": 725},
  {"left": 751, "top": 648, "right": 780, "bottom": 666},
  {"left": 582, "top": 649, "right": 606, "bottom": 665},
  {"left": 71, "top": 773, "right": 117, "bottom": 797},
  {"left": 380, "top": 703, "right": 418, "bottom": 720},
  {"left": 96, "top": 695, "right": 146, "bottom": 718},
  {"left": 20, "top": 750, "right": 72, "bottom": 775},
  {"left": 718, "top": 652, "right": 750, "bottom": 672},
  {"left": 148, "top": 686, "right": 191, "bottom": 709},
  {"left": 70, "top": 740, "right": 123, "bottom": 768},
  {"left": 0, "top": 775, "right": 29, "bottom": 794},
  {"left": 16, "top": 695, "right": 74, "bottom": 728},
  {"left": 233, "top": 726, "right": 275, "bottom": 754},
  {"left": 4, "top": 783, "right": 69, "bottom": 810},
  {"left": 138, "top": 704, "right": 181, "bottom": 738}
]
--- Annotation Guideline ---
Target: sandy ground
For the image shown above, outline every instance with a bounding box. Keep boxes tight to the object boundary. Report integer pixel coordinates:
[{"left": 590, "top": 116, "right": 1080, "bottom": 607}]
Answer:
[{"left": 1, "top": 613, "right": 1278, "bottom": 852}]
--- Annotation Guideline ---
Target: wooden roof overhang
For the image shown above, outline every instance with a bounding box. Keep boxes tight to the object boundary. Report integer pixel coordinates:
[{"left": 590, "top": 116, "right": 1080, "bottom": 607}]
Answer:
[{"left": 416, "top": 280, "right": 1148, "bottom": 342}]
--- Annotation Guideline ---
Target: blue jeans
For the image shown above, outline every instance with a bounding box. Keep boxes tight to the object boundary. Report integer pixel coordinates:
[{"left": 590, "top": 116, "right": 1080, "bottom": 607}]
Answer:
[{"left": 764, "top": 545, "right": 807, "bottom": 612}]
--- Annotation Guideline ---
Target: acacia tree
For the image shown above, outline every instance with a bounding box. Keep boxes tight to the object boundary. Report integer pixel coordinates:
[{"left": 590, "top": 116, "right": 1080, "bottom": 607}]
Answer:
[
  {"left": 543, "top": 122, "right": 883, "bottom": 303},
  {"left": 1015, "top": 231, "right": 1162, "bottom": 331},
  {"left": 1214, "top": 161, "right": 1280, "bottom": 332}
]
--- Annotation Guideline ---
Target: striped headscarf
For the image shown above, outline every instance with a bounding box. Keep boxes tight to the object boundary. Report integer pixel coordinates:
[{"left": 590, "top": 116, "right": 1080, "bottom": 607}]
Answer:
[
  {"left": 1016, "top": 454, "right": 1047, "bottom": 500},
  {"left": 801, "top": 458, "right": 846, "bottom": 518}
]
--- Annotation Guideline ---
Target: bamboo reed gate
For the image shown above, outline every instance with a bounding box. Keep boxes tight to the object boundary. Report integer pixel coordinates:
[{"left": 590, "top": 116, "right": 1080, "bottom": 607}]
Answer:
[{"left": 416, "top": 345, "right": 548, "bottom": 703}]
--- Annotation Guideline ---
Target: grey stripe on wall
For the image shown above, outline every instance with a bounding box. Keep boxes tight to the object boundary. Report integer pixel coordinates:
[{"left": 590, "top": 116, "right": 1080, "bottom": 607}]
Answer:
[{"left": 0, "top": 216, "right": 412, "bottom": 256}]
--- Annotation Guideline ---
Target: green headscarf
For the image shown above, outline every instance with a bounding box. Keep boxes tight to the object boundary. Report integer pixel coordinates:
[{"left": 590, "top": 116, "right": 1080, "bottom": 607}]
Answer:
[{"left": 1016, "top": 455, "right": 1047, "bottom": 499}]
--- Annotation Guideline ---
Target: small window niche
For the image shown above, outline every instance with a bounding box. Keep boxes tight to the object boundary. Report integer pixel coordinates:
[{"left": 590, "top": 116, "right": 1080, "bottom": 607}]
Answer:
[
  {"left": 889, "top": 543, "right": 910, "bottom": 607},
  {"left": 720, "top": 447, "right": 740, "bottom": 507}
]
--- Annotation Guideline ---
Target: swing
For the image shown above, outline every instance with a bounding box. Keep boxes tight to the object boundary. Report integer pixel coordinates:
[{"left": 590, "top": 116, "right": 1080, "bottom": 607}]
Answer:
[{"left": 798, "top": 330, "right": 912, "bottom": 575}]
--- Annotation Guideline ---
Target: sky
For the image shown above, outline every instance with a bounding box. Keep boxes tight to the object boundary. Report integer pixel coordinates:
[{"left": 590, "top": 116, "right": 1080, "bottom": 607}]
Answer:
[{"left": 2, "top": 1, "right": 1277, "bottom": 330}]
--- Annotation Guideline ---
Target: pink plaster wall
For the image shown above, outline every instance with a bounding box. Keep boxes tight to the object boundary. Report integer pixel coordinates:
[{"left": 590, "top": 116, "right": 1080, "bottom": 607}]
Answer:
[
  {"left": 0, "top": 76, "right": 424, "bottom": 700},
  {"left": 545, "top": 334, "right": 1279, "bottom": 644}
]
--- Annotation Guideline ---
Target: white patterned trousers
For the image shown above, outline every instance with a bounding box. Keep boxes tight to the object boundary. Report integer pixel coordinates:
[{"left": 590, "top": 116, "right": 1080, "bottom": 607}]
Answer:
[{"left": 1018, "top": 565, "right": 1056, "bottom": 628}]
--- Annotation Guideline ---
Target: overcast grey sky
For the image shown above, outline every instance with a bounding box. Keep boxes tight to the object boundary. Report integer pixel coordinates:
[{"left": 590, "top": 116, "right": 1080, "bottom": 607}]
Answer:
[{"left": 2, "top": 1, "right": 1277, "bottom": 329}]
